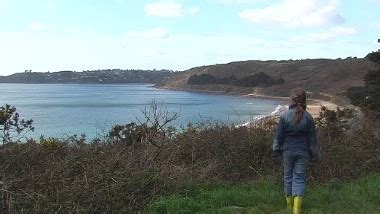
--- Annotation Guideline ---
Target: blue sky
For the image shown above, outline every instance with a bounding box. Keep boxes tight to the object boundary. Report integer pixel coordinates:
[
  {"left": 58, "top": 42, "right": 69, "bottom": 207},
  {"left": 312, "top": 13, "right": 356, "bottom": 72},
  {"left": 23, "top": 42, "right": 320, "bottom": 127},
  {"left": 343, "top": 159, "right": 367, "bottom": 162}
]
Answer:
[{"left": 0, "top": 0, "right": 379, "bottom": 75}]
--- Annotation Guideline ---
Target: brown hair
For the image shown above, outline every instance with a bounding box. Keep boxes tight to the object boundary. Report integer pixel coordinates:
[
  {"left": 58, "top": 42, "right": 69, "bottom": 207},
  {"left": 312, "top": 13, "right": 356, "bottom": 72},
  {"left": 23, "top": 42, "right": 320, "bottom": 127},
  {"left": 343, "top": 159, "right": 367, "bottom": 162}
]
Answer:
[{"left": 290, "top": 88, "right": 307, "bottom": 123}]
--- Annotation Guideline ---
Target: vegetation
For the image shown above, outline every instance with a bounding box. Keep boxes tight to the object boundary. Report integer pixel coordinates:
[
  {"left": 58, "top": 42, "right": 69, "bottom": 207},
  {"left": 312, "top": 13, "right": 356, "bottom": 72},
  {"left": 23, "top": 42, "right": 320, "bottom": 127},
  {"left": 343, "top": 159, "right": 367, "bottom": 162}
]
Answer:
[
  {"left": 365, "top": 51, "right": 380, "bottom": 64},
  {"left": 187, "top": 72, "right": 284, "bottom": 87},
  {"left": 0, "top": 104, "right": 378, "bottom": 212},
  {"left": 149, "top": 174, "right": 380, "bottom": 213},
  {"left": 162, "top": 57, "right": 378, "bottom": 101},
  {"left": 347, "top": 51, "right": 380, "bottom": 113},
  {"left": 0, "top": 69, "right": 174, "bottom": 84},
  {"left": 0, "top": 104, "right": 34, "bottom": 145},
  {"left": 1, "top": 53, "right": 379, "bottom": 212}
]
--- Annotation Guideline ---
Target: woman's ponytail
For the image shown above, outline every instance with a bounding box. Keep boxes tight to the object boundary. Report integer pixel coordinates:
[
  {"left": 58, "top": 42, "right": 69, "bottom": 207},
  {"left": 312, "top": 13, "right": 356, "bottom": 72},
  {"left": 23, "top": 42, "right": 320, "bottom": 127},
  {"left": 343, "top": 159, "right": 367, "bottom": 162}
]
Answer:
[{"left": 291, "top": 88, "right": 307, "bottom": 123}]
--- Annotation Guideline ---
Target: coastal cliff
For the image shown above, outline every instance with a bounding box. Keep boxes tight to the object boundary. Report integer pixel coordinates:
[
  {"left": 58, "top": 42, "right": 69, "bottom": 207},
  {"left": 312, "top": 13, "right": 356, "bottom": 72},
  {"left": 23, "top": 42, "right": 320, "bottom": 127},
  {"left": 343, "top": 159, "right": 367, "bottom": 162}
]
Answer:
[{"left": 160, "top": 57, "right": 379, "bottom": 105}]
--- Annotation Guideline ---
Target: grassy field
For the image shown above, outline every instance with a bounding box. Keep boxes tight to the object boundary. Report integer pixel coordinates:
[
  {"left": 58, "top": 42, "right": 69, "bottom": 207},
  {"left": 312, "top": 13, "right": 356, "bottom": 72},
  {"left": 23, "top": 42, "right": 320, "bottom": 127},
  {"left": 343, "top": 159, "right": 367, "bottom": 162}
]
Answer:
[{"left": 148, "top": 174, "right": 380, "bottom": 213}]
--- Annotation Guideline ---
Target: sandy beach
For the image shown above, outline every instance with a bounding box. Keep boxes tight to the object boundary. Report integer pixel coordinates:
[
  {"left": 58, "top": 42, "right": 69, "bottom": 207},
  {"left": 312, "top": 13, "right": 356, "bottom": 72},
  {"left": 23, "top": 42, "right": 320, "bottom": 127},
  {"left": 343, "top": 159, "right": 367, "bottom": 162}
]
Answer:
[
  {"left": 245, "top": 93, "right": 339, "bottom": 119},
  {"left": 307, "top": 99, "right": 338, "bottom": 118}
]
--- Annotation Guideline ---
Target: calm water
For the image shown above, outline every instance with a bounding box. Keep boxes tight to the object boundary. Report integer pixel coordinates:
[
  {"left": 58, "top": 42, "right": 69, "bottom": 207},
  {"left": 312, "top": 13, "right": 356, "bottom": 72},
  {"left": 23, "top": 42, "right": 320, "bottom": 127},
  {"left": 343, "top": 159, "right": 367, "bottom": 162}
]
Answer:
[{"left": 0, "top": 84, "right": 283, "bottom": 139}]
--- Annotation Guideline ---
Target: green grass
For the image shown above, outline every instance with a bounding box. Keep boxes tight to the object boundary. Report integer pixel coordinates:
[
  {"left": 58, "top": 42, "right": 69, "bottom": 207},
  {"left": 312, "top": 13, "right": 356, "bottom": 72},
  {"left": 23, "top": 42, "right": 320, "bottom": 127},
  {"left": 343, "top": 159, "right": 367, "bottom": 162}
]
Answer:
[{"left": 147, "top": 174, "right": 380, "bottom": 213}]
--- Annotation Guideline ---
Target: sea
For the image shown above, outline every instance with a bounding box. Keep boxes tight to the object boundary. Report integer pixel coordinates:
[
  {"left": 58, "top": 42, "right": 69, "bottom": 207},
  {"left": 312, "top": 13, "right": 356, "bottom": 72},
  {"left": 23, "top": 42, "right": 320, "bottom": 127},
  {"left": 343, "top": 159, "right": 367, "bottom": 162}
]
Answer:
[{"left": 0, "top": 84, "right": 284, "bottom": 139}]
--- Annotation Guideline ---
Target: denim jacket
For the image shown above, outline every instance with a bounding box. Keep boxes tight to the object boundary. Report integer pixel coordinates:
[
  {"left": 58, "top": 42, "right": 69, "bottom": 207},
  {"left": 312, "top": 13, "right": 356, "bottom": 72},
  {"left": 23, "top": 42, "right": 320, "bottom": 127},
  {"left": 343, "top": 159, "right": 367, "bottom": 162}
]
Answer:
[{"left": 272, "top": 103, "right": 320, "bottom": 161}]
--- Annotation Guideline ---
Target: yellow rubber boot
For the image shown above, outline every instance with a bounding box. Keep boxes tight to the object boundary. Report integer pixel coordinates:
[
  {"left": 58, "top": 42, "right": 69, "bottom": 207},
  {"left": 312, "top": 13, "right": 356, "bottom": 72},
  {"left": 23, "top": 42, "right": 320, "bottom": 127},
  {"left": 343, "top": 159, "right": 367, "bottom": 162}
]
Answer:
[
  {"left": 286, "top": 195, "right": 293, "bottom": 208},
  {"left": 293, "top": 196, "right": 303, "bottom": 214}
]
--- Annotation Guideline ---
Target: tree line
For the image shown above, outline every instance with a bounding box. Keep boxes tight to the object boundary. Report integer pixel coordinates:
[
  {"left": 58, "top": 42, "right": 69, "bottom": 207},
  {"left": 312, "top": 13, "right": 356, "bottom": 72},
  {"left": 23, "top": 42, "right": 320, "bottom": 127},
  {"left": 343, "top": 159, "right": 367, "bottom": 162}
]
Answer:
[
  {"left": 0, "top": 69, "right": 175, "bottom": 84},
  {"left": 187, "top": 72, "right": 285, "bottom": 87}
]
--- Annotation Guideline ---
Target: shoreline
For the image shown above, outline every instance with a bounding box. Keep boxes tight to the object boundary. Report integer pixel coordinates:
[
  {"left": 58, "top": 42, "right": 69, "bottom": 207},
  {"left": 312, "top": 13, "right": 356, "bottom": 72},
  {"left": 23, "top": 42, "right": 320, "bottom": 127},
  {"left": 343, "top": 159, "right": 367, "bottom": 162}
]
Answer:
[
  {"left": 237, "top": 99, "right": 338, "bottom": 128},
  {"left": 159, "top": 86, "right": 339, "bottom": 119}
]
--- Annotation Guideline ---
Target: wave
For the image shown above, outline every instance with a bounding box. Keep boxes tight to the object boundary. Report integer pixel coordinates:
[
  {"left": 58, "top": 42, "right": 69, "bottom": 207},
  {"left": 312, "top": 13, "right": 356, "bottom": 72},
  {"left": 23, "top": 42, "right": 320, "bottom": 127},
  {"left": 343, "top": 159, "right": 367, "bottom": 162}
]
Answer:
[{"left": 237, "top": 104, "right": 288, "bottom": 127}]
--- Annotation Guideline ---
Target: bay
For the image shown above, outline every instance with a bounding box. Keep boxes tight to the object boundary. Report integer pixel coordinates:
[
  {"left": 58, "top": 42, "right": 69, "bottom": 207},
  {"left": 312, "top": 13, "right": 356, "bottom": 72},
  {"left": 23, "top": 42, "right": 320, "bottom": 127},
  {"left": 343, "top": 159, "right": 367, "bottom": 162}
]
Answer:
[{"left": 0, "top": 84, "right": 283, "bottom": 139}]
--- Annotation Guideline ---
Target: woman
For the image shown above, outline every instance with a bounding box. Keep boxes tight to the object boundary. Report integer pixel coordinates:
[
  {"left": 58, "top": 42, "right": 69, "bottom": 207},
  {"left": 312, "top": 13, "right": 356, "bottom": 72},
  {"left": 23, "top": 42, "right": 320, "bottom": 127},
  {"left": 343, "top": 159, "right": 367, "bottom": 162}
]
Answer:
[{"left": 273, "top": 88, "right": 320, "bottom": 214}]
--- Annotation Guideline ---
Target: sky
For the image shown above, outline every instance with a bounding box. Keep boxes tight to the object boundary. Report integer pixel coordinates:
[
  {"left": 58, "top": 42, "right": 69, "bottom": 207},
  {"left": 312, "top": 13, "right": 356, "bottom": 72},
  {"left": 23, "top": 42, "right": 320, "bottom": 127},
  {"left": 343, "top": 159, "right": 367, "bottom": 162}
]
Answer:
[{"left": 0, "top": 0, "right": 379, "bottom": 75}]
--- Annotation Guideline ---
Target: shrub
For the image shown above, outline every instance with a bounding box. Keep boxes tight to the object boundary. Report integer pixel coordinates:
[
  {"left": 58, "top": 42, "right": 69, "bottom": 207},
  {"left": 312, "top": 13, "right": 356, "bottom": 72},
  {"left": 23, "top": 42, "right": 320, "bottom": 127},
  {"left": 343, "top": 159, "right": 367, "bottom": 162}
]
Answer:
[
  {"left": 0, "top": 106, "right": 378, "bottom": 212},
  {"left": 347, "top": 51, "right": 380, "bottom": 113},
  {"left": 187, "top": 72, "right": 284, "bottom": 87},
  {"left": 0, "top": 104, "right": 34, "bottom": 144}
]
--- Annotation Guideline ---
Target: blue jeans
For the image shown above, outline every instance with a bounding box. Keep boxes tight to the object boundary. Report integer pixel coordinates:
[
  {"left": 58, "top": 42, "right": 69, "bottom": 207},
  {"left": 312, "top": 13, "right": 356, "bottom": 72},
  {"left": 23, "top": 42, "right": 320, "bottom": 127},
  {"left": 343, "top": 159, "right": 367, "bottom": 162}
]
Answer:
[{"left": 282, "top": 150, "right": 309, "bottom": 196}]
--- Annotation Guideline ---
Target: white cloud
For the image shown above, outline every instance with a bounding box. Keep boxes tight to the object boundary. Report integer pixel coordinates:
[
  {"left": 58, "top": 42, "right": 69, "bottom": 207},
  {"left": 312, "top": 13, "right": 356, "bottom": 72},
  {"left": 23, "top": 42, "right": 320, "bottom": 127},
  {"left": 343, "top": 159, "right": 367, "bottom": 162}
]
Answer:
[
  {"left": 144, "top": 1, "right": 183, "bottom": 17},
  {"left": 239, "top": 0, "right": 344, "bottom": 27},
  {"left": 372, "top": 22, "right": 380, "bottom": 29},
  {"left": 144, "top": 1, "right": 199, "bottom": 17},
  {"left": 309, "top": 26, "right": 358, "bottom": 42},
  {"left": 0, "top": 30, "right": 371, "bottom": 76},
  {"left": 46, "top": 0, "right": 57, "bottom": 8},
  {"left": 187, "top": 7, "right": 200, "bottom": 15},
  {"left": 212, "top": 0, "right": 263, "bottom": 4},
  {"left": 126, "top": 27, "right": 170, "bottom": 39},
  {"left": 28, "top": 23, "right": 47, "bottom": 31},
  {"left": 291, "top": 26, "right": 359, "bottom": 43}
]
